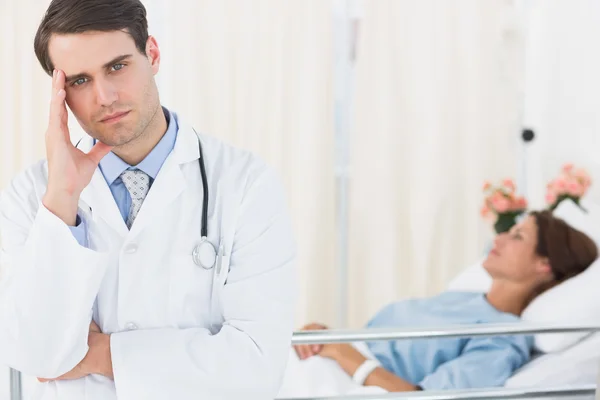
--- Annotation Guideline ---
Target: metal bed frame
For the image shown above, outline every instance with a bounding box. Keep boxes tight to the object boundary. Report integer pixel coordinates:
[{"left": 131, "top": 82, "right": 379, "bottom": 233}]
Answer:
[
  {"left": 9, "top": 323, "right": 599, "bottom": 400},
  {"left": 286, "top": 323, "right": 599, "bottom": 400},
  {"left": 277, "top": 385, "right": 597, "bottom": 400}
]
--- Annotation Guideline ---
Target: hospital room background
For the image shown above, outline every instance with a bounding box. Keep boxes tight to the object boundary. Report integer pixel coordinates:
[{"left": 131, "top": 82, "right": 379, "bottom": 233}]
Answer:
[{"left": 1, "top": 0, "right": 600, "bottom": 398}]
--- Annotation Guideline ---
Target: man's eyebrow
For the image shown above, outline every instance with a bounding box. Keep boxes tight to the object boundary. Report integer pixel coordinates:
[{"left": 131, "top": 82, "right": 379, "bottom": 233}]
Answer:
[
  {"left": 102, "top": 54, "right": 132, "bottom": 69},
  {"left": 65, "top": 54, "right": 133, "bottom": 82}
]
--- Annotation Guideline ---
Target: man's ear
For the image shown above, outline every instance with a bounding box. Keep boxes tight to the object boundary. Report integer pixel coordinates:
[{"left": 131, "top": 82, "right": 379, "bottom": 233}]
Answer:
[{"left": 146, "top": 35, "right": 161, "bottom": 74}]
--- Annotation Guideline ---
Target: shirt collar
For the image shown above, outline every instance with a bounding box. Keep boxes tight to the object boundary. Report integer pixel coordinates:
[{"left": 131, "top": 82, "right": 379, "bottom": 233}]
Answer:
[{"left": 99, "top": 106, "right": 178, "bottom": 185}]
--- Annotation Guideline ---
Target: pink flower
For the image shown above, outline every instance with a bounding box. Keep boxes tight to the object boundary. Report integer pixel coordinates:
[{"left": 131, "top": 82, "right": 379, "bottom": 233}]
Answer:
[
  {"left": 492, "top": 195, "right": 511, "bottom": 213},
  {"left": 563, "top": 163, "right": 574, "bottom": 173},
  {"left": 575, "top": 168, "right": 589, "bottom": 179},
  {"left": 567, "top": 181, "right": 583, "bottom": 197},
  {"left": 545, "top": 164, "right": 591, "bottom": 205},
  {"left": 545, "top": 192, "right": 557, "bottom": 205},
  {"left": 491, "top": 191, "right": 504, "bottom": 202},
  {"left": 480, "top": 204, "right": 496, "bottom": 222},
  {"left": 575, "top": 168, "right": 591, "bottom": 190},
  {"left": 480, "top": 205, "right": 491, "bottom": 218},
  {"left": 555, "top": 178, "right": 567, "bottom": 193},
  {"left": 502, "top": 179, "right": 516, "bottom": 192},
  {"left": 514, "top": 197, "right": 527, "bottom": 210},
  {"left": 482, "top": 181, "right": 492, "bottom": 191}
]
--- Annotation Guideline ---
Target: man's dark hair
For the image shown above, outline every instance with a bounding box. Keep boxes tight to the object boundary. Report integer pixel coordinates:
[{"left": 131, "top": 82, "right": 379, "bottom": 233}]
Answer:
[{"left": 34, "top": 0, "right": 149, "bottom": 75}]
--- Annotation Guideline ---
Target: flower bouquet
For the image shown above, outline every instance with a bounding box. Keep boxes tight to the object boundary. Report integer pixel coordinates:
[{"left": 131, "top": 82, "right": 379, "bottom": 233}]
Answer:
[
  {"left": 545, "top": 164, "right": 591, "bottom": 212},
  {"left": 481, "top": 179, "right": 528, "bottom": 234}
]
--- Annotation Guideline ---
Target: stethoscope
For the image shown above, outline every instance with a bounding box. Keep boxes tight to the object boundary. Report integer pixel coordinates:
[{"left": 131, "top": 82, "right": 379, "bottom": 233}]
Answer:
[
  {"left": 192, "top": 129, "right": 223, "bottom": 271},
  {"left": 77, "top": 131, "right": 223, "bottom": 272},
  {"left": 79, "top": 130, "right": 226, "bottom": 332}
]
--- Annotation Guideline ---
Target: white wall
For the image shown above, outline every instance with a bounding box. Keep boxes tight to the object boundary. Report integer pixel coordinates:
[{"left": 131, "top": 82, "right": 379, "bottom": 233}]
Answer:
[
  {"left": 346, "top": 0, "right": 523, "bottom": 326},
  {"left": 523, "top": 0, "right": 600, "bottom": 208}
]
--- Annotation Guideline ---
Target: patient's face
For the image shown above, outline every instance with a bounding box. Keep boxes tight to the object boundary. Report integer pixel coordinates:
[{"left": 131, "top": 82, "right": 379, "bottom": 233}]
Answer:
[{"left": 483, "top": 216, "right": 546, "bottom": 283}]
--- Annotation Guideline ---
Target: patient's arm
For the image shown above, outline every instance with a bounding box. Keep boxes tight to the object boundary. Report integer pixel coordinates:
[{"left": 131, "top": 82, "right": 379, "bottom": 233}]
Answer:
[
  {"left": 320, "top": 343, "right": 419, "bottom": 392},
  {"left": 363, "top": 366, "right": 419, "bottom": 392}
]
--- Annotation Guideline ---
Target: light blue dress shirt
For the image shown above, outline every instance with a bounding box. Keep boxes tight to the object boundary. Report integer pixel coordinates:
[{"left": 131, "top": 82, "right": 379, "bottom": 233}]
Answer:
[
  {"left": 70, "top": 107, "right": 178, "bottom": 246},
  {"left": 365, "top": 292, "right": 533, "bottom": 390}
]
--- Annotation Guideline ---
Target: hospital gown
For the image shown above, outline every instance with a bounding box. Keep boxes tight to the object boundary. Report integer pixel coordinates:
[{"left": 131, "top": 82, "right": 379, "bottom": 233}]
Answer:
[{"left": 365, "top": 292, "right": 533, "bottom": 390}]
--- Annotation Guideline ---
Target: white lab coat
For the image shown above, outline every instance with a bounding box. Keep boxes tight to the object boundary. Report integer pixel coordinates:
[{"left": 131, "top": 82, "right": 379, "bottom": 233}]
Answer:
[{"left": 0, "top": 114, "right": 297, "bottom": 400}]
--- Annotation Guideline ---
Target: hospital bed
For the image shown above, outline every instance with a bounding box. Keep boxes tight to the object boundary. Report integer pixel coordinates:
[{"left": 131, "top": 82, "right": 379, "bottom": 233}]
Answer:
[
  {"left": 276, "top": 199, "right": 600, "bottom": 400},
  {"left": 278, "top": 323, "right": 600, "bottom": 400}
]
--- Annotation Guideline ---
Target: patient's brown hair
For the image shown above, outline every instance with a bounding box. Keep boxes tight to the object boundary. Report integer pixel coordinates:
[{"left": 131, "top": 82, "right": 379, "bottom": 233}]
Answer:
[{"left": 531, "top": 210, "right": 598, "bottom": 283}]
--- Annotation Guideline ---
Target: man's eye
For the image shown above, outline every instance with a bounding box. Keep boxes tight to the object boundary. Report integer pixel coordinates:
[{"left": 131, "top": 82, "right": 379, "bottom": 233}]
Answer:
[
  {"left": 72, "top": 78, "right": 88, "bottom": 86},
  {"left": 112, "top": 63, "right": 125, "bottom": 71}
]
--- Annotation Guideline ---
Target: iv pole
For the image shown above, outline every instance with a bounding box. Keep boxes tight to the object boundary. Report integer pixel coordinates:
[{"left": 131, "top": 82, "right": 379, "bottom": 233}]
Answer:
[{"left": 333, "top": 0, "right": 360, "bottom": 328}]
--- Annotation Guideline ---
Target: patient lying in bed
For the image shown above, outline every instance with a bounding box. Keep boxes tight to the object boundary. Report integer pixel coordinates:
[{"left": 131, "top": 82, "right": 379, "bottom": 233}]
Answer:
[{"left": 279, "top": 211, "right": 598, "bottom": 397}]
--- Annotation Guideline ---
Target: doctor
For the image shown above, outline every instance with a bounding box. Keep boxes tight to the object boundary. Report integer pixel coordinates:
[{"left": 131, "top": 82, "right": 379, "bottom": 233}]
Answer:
[{"left": 0, "top": 0, "right": 297, "bottom": 399}]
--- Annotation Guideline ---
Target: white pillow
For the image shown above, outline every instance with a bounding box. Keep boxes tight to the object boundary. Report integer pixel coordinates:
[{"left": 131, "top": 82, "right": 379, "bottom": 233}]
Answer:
[
  {"left": 505, "top": 332, "right": 600, "bottom": 388},
  {"left": 446, "top": 257, "right": 491, "bottom": 292},
  {"left": 447, "top": 198, "right": 600, "bottom": 353}
]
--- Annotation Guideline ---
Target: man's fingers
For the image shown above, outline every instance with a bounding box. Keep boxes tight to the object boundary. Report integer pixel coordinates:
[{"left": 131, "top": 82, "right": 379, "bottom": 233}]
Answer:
[
  {"left": 51, "top": 69, "right": 59, "bottom": 95},
  {"left": 38, "top": 368, "right": 79, "bottom": 383},
  {"left": 48, "top": 88, "right": 65, "bottom": 128},
  {"left": 48, "top": 70, "right": 68, "bottom": 135},
  {"left": 90, "top": 320, "right": 101, "bottom": 333},
  {"left": 55, "top": 69, "right": 66, "bottom": 92},
  {"left": 87, "top": 141, "right": 113, "bottom": 165}
]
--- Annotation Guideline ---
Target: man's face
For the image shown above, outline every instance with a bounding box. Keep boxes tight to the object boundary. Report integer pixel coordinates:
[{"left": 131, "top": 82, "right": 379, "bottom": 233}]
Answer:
[{"left": 48, "top": 30, "right": 161, "bottom": 147}]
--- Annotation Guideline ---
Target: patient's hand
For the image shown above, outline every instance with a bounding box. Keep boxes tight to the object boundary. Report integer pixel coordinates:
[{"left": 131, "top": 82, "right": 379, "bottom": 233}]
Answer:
[{"left": 294, "top": 323, "right": 328, "bottom": 360}]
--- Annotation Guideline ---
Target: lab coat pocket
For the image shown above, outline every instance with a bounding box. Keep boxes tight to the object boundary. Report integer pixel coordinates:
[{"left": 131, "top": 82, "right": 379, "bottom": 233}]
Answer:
[{"left": 169, "top": 254, "right": 215, "bottom": 329}]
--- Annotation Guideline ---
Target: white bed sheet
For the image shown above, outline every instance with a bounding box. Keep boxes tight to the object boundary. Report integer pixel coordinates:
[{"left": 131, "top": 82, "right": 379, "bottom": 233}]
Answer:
[
  {"left": 277, "top": 335, "right": 600, "bottom": 399},
  {"left": 506, "top": 332, "right": 600, "bottom": 389},
  {"left": 277, "top": 342, "right": 387, "bottom": 398}
]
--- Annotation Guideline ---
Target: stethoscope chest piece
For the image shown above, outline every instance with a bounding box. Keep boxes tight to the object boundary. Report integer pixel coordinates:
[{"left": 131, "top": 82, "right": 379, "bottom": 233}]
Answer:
[{"left": 192, "top": 237, "right": 217, "bottom": 269}]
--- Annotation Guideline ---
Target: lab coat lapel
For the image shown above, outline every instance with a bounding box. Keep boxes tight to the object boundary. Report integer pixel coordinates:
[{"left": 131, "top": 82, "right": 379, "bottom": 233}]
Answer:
[
  {"left": 78, "top": 138, "right": 129, "bottom": 237},
  {"left": 127, "top": 122, "right": 201, "bottom": 237}
]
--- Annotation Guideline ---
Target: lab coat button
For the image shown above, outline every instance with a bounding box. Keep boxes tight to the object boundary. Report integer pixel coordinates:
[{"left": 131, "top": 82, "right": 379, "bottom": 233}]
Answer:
[
  {"left": 125, "top": 322, "right": 138, "bottom": 330},
  {"left": 124, "top": 244, "right": 138, "bottom": 254}
]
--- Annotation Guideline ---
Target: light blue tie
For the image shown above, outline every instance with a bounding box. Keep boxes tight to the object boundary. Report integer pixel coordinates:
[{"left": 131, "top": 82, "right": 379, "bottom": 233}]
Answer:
[{"left": 120, "top": 169, "right": 151, "bottom": 229}]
